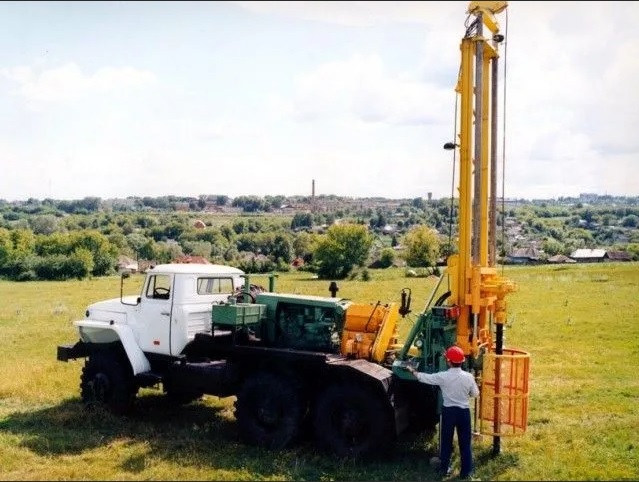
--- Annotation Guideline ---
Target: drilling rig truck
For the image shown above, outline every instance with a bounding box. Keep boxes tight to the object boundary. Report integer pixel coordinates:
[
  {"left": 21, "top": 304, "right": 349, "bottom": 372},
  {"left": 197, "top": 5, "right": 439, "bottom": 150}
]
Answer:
[{"left": 57, "top": 1, "right": 530, "bottom": 458}]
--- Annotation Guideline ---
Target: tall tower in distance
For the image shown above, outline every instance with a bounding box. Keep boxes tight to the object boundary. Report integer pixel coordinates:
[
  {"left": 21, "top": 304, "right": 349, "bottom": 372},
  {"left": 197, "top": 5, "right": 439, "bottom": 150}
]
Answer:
[{"left": 311, "top": 179, "right": 316, "bottom": 212}]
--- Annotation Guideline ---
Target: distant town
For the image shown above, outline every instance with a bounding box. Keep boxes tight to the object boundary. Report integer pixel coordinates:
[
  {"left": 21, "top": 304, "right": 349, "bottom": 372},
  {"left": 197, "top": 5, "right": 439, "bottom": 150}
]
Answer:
[{"left": 1, "top": 190, "right": 637, "bottom": 282}]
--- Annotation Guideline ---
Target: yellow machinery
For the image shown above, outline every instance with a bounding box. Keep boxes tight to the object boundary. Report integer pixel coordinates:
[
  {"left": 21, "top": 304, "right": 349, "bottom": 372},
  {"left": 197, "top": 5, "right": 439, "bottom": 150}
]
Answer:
[
  {"left": 455, "top": 1, "right": 530, "bottom": 454},
  {"left": 341, "top": 302, "right": 400, "bottom": 363},
  {"left": 391, "top": 0, "right": 530, "bottom": 456}
]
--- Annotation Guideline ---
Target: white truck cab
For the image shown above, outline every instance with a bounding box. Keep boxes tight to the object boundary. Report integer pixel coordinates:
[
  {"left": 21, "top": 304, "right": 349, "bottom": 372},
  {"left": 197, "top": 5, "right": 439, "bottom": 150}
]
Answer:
[{"left": 72, "top": 264, "right": 245, "bottom": 373}]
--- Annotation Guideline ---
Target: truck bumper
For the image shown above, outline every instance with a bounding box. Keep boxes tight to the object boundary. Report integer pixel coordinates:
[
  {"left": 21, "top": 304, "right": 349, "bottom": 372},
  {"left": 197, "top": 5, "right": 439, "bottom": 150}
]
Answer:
[{"left": 57, "top": 341, "right": 91, "bottom": 361}]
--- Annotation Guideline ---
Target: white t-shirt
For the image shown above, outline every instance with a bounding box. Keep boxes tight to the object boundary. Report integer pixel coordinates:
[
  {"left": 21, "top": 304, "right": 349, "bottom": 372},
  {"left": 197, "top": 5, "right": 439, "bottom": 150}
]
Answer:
[{"left": 415, "top": 367, "right": 480, "bottom": 409}]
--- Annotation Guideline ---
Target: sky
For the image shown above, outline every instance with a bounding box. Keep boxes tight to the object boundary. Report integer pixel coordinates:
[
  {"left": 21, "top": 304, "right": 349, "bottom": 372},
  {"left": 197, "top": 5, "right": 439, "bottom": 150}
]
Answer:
[{"left": 1, "top": 1, "right": 638, "bottom": 202}]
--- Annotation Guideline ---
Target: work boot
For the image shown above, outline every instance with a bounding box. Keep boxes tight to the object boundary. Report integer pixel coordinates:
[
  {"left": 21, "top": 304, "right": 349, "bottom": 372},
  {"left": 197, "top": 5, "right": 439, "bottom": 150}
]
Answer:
[
  {"left": 459, "top": 472, "right": 479, "bottom": 480},
  {"left": 437, "top": 466, "right": 453, "bottom": 478}
]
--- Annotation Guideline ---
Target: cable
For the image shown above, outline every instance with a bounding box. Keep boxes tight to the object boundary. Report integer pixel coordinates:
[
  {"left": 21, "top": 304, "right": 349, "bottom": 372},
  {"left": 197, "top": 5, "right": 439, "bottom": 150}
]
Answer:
[
  {"left": 500, "top": 8, "right": 509, "bottom": 275},
  {"left": 465, "top": 14, "right": 480, "bottom": 38}
]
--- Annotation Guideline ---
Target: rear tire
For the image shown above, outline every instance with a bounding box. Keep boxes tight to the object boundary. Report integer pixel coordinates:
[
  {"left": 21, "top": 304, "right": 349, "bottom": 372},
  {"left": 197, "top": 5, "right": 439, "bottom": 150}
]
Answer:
[
  {"left": 313, "top": 383, "right": 392, "bottom": 458},
  {"left": 80, "top": 351, "right": 137, "bottom": 414},
  {"left": 235, "top": 372, "right": 304, "bottom": 449}
]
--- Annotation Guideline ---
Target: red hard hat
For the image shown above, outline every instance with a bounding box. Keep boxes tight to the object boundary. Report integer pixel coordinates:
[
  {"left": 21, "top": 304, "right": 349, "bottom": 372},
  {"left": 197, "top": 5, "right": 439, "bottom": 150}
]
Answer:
[{"left": 445, "top": 346, "right": 465, "bottom": 364}]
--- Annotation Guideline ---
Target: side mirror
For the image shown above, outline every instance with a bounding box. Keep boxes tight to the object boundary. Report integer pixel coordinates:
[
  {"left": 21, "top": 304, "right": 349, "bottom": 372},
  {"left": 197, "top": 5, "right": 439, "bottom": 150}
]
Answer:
[{"left": 120, "top": 271, "right": 140, "bottom": 306}]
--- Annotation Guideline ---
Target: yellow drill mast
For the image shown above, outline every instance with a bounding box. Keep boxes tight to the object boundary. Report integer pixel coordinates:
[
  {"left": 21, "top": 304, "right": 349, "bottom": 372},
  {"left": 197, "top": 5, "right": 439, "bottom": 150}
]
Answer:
[
  {"left": 394, "top": 1, "right": 529, "bottom": 457},
  {"left": 447, "top": 0, "right": 514, "bottom": 367},
  {"left": 446, "top": 1, "right": 530, "bottom": 456}
]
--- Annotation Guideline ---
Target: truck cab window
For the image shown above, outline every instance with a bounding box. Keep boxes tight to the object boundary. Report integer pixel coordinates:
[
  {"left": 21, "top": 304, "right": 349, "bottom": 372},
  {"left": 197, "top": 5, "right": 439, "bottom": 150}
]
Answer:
[
  {"left": 146, "top": 274, "right": 171, "bottom": 300},
  {"left": 197, "top": 277, "right": 234, "bottom": 295}
]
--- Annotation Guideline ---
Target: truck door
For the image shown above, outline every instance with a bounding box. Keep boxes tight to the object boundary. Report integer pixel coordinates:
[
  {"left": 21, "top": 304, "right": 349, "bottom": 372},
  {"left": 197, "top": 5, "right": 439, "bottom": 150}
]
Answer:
[{"left": 138, "top": 273, "right": 174, "bottom": 356}]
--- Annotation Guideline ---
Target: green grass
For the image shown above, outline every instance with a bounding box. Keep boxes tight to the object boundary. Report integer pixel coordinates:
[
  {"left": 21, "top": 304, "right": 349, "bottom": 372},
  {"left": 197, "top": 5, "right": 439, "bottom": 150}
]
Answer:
[{"left": 1, "top": 263, "right": 638, "bottom": 480}]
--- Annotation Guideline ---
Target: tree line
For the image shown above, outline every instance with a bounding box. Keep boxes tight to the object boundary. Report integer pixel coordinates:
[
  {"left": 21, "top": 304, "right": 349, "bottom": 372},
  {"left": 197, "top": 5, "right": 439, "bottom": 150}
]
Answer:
[
  {"left": 0, "top": 207, "right": 444, "bottom": 282},
  {"left": 1, "top": 194, "right": 638, "bottom": 282}
]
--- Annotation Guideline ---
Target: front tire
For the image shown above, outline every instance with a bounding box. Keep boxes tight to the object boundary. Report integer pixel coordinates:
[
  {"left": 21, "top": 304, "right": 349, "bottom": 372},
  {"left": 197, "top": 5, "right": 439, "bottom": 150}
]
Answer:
[
  {"left": 313, "top": 383, "right": 393, "bottom": 458},
  {"left": 80, "top": 351, "right": 137, "bottom": 414},
  {"left": 234, "top": 372, "right": 304, "bottom": 449}
]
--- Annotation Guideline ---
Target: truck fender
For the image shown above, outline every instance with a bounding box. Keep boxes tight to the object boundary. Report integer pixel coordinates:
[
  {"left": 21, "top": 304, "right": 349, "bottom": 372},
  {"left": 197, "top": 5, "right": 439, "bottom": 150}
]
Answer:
[{"left": 74, "top": 319, "right": 151, "bottom": 375}]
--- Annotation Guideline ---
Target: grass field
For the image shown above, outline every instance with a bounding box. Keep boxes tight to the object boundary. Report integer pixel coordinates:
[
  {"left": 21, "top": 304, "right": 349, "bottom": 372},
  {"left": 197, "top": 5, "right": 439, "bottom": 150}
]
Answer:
[{"left": 1, "top": 263, "right": 638, "bottom": 481}]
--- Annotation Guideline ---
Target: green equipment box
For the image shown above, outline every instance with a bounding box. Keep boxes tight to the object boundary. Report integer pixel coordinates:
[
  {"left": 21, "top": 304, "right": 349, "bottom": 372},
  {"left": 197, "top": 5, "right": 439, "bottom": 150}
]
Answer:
[{"left": 211, "top": 303, "right": 266, "bottom": 327}]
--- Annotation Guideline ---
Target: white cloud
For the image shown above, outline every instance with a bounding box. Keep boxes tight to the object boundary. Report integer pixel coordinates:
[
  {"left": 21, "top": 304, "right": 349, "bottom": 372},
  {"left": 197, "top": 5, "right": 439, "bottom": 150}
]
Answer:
[
  {"left": 192, "top": 120, "right": 240, "bottom": 140},
  {"left": 1, "top": 63, "right": 156, "bottom": 104},
  {"left": 272, "top": 53, "right": 453, "bottom": 127},
  {"left": 500, "top": 2, "right": 639, "bottom": 197},
  {"left": 231, "top": 1, "right": 460, "bottom": 27}
]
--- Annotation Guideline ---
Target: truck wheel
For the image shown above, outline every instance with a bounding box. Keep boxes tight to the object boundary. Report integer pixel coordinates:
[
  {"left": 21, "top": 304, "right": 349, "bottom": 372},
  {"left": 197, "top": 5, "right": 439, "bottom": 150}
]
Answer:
[
  {"left": 235, "top": 373, "right": 303, "bottom": 449},
  {"left": 313, "top": 383, "right": 392, "bottom": 458},
  {"left": 80, "top": 351, "right": 137, "bottom": 415}
]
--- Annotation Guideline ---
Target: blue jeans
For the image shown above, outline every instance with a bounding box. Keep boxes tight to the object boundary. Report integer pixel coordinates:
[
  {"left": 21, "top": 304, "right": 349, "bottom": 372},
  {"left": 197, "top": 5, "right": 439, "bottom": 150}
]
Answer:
[{"left": 440, "top": 406, "right": 473, "bottom": 476}]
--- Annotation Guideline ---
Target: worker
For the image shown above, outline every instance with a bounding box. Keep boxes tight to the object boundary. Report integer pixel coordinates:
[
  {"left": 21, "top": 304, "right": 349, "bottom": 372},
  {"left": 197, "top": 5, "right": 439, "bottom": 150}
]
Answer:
[{"left": 405, "top": 345, "right": 480, "bottom": 479}]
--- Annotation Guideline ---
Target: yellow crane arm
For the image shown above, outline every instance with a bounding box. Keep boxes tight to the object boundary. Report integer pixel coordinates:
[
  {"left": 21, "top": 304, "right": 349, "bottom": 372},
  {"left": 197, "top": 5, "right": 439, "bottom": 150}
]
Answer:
[{"left": 467, "top": 1, "right": 508, "bottom": 34}]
